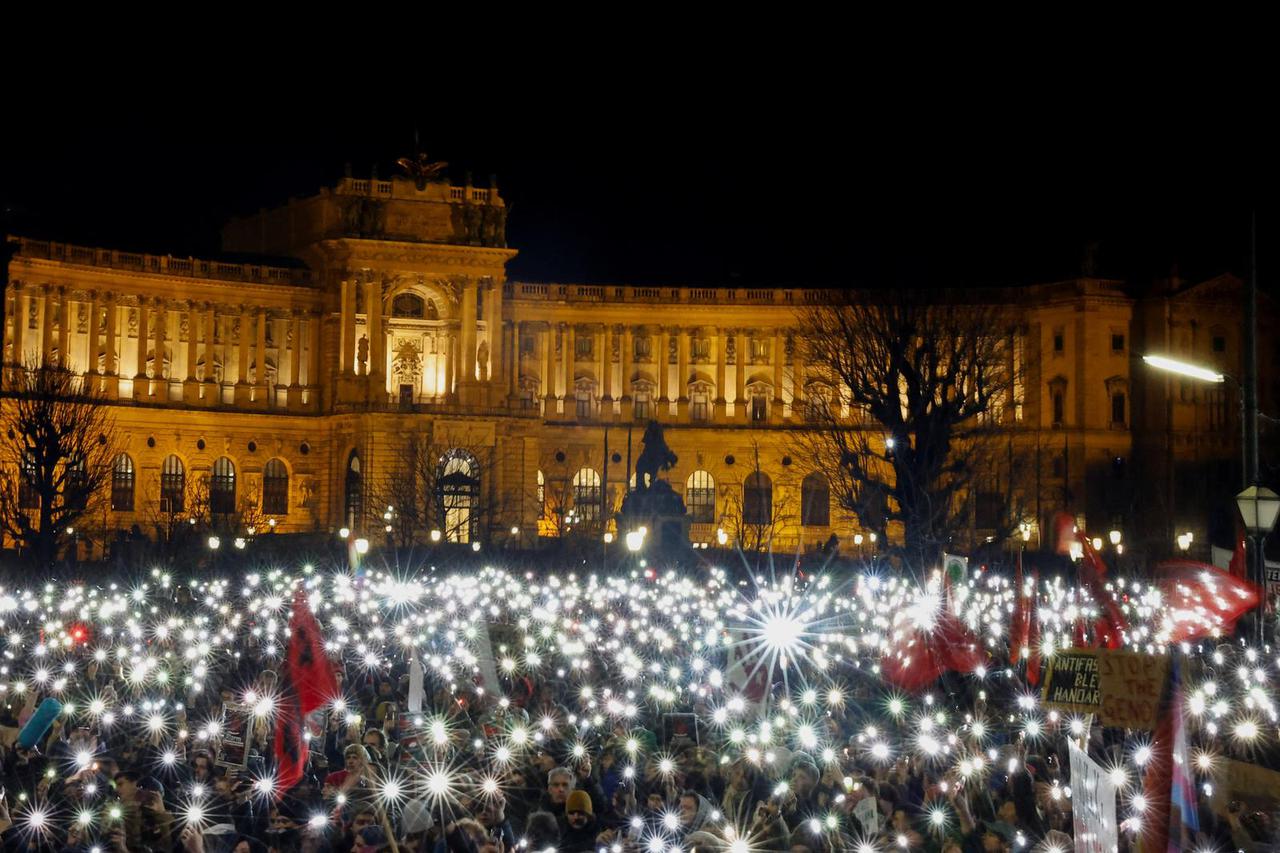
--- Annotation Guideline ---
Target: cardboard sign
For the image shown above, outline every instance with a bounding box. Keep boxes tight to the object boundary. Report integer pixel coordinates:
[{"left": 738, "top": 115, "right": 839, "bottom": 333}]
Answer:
[
  {"left": 215, "top": 703, "right": 251, "bottom": 770},
  {"left": 1208, "top": 757, "right": 1280, "bottom": 818},
  {"left": 1096, "top": 651, "right": 1168, "bottom": 730},
  {"left": 1068, "top": 740, "right": 1118, "bottom": 853},
  {"left": 1041, "top": 651, "right": 1101, "bottom": 715},
  {"left": 1043, "top": 650, "right": 1168, "bottom": 730}
]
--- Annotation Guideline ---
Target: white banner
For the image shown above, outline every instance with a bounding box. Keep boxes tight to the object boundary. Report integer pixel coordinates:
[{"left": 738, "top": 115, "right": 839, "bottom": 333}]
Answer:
[{"left": 1068, "top": 740, "right": 1118, "bottom": 853}]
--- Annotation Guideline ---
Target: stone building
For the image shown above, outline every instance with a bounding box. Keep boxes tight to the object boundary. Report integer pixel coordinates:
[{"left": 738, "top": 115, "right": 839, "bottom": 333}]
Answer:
[{"left": 2, "top": 172, "right": 1271, "bottom": 560}]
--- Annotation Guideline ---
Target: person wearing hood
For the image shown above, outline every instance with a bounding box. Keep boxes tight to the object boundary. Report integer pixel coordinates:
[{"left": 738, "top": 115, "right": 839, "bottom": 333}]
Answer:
[
  {"left": 559, "top": 791, "right": 598, "bottom": 853},
  {"left": 676, "top": 790, "right": 715, "bottom": 838}
]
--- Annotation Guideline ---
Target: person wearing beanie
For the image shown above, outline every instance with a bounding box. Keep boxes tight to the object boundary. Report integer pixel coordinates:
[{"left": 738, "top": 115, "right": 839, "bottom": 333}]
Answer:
[{"left": 560, "top": 790, "right": 598, "bottom": 853}]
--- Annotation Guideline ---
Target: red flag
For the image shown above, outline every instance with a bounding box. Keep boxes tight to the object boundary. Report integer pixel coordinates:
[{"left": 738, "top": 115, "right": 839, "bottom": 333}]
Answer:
[
  {"left": 273, "top": 588, "right": 338, "bottom": 794},
  {"left": 274, "top": 692, "right": 307, "bottom": 794},
  {"left": 1154, "top": 560, "right": 1260, "bottom": 643},
  {"left": 286, "top": 588, "right": 338, "bottom": 715},
  {"left": 882, "top": 610, "right": 985, "bottom": 692}
]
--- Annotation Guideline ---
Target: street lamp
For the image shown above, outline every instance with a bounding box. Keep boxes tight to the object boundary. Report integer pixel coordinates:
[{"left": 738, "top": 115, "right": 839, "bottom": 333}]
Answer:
[
  {"left": 1108, "top": 529, "right": 1122, "bottom": 547},
  {"left": 1141, "top": 355, "right": 1225, "bottom": 384},
  {"left": 1177, "top": 531, "right": 1193, "bottom": 552},
  {"left": 430, "top": 529, "right": 442, "bottom": 543},
  {"left": 354, "top": 538, "right": 370, "bottom": 555},
  {"left": 207, "top": 536, "right": 220, "bottom": 551},
  {"left": 1237, "top": 485, "right": 1280, "bottom": 641},
  {"left": 717, "top": 527, "right": 728, "bottom": 546},
  {"left": 625, "top": 527, "right": 646, "bottom": 553}
]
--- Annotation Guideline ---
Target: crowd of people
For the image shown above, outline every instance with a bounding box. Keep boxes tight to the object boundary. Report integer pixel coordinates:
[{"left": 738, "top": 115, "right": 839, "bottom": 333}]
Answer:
[{"left": 0, "top": 566, "right": 1275, "bottom": 853}]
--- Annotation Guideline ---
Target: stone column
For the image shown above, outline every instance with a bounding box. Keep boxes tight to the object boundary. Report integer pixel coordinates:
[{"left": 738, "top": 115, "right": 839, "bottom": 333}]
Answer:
[
  {"left": 621, "top": 326, "right": 633, "bottom": 404},
  {"left": 715, "top": 327, "right": 727, "bottom": 418},
  {"left": 460, "top": 278, "right": 478, "bottom": 385},
  {"left": 86, "top": 293, "right": 100, "bottom": 376},
  {"left": 308, "top": 312, "right": 322, "bottom": 405},
  {"left": 235, "top": 306, "right": 252, "bottom": 406},
  {"left": 255, "top": 308, "right": 269, "bottom": 404},
  {"left": 40, "top": 288, "right": 54, "bottom": 369},
  {"left": 185, "top": 305, "right": 199, "bottom": 381},
  {"left": 153, "top": 301, "right": 167, "bottom": 381},
  {"left": 289, "top": 314, "right": 302, "bottom": 387},
  {"left": 104, "top": 298, "right": 119, "bottom": 396},
  {"left": 772, "top": 329, "right": 785, "bottom": 422},
  {"left": 563, "top": 325, "right": 575, "bottom": 404},
  {"left": 183, "top": 303, "right": 200, "bottom": 404},
  {"left": 133, "top": 298, "right": 150, "bottom": 400},
  {"left": 487, "top": 281, "right": 504, "bottom": 400},
  {"left": 56, "top": 289, "right": 71, "bottom": 370},
  {"left": 677, "top": 327, "right": 690, "bottom": 403},
  {"left": 508, "top": 321, "right": 521, "bottom": 399},
  {"left": 734, "top": 329, "right": 746, "bottom": 416},
  {"left": 792, "top": 331, "right": 805, "bottom": 414},
  {"left": 365, "top": 279, "right": 383, "bottom": 389},
  {"left": 657, "top": 329, "right": 670, "bottom": 403},
  {"left": 10, "top": 288, "right": 25, "bottom": 367},
  {"left": 340, "top": 279, "right": 355, "bottom": 377},
  {"left": 204, "top": 304, "right": 217, "bottom": 403},
  {"left": 134, "top": 299, "right": 149, "bottom": 378},
  {"left": 541, "top": 326, "right": 555, "bottom": 405},
  {"left": 602, "top": 325, "right": 615, "bottom": 402},
  {"left": 444, "top": 330, "right": 456, "bottom": 400}
]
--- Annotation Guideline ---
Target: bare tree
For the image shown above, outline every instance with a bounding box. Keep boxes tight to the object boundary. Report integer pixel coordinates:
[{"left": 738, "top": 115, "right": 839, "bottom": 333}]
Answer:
[
  {"left": 796, "top": 290, "right": 1022, "bottom": 569},
  {"left": 0, "top": 362, "right": 118, "bottom": 567},
  {"left": 720, "top": 441, "right": 797, "bottom": 553},
  {"left": 369, "top": 435, "right": 504, "bottom": 546}
]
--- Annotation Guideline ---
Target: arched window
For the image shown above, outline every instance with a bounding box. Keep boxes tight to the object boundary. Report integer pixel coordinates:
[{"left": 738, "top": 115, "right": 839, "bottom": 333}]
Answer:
[
  {"left": 743, "top": 472, "right": 772, "bottom": 526},
  {"left": 111, "top": 454, "right": 135, "bottom": 512},
  {"left": 686, "top": 470, "right": 716, "bottom": 523},
  {"left": 436, "top": 450, "right": 480, "bottom": 543},
  {"left": 392, "top": 292, "right": 426, "bottom": 319},
  {"left": 573, "top": 467, "right": 602, "bottom": 522},
  {"left": 210, "top": 457, "right": 235, "bottom": 515},
  {"left": 262, "top": 458, "right": 289, "bottom": 515},
  {"left": 801, "top": 472, "right": 830, "bottom": 527},
  {"left": 161, "top": 455, "right": 186, "bottom": 514},
  {"left": 65, "top": 455, "right": 88, "bottom": 510},
  {"left": 345, "top": 451, "right": 362, "bottom": 528}
]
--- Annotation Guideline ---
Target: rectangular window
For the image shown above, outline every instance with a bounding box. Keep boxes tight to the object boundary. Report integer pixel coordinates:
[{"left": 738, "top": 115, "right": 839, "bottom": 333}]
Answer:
[
  {"left": 691, "top": 338, "right": 710, "bottom": 360},
  {"left": 1053, "top": 328, "right": 1065, "bottom": 353},
  {"left": 1213, "top": 335, "right": 1226, "bottom": 353},
  {"left": 520, "top": 335, "right": 535, "bottom": 355},
  {"left": 576, "top": 337, "right": 593, "bottom": 358},
  {"left": 1111, "top": 392, "right": 1126, "bottom": 426},
  {"left": 634, "top": 337, "right": 651, "bottom": 360},
  {"left": 1111, "top": 333, "right": 1125, "bottom": 352},
  {"left": 576, "top": 393, "right": 592, "bottom": 418},
  {"left": 1052, "top": 392, "right": 1064, "bottom": 426},
  {"left": 751, "top": 395, "right": 768, "bottom": 423},
  {"left": 691, "top": 393, "right": 709, "bottom": 422},
  {"left": 750, "top": 339, "right": 769, "bottom": 361},
  {"left": 975, "top": 491, "right": 1003, "bottom": 529}
]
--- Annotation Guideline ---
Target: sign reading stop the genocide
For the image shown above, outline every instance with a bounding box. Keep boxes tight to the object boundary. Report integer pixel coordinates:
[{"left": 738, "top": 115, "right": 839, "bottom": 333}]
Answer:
[{"left": 1043, "top": 649, "right": 1169, "bottom": 729}]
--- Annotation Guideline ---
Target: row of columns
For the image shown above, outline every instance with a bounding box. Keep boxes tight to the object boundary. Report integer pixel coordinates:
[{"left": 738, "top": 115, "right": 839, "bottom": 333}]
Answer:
[
  {"left": 7, "top": 287, "right": 321, "bottom": 407},
  {"left": 520, "top": 323, "right": 804, "bottom": 418},
  {"left": 336, "top": 276, "right": 506, "bottom": 406}
]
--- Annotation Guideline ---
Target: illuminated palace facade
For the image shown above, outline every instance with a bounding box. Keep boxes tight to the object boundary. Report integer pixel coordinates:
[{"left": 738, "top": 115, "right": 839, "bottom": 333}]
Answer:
[{"left": 3, "top": 174, "right": 1269, "bottom": 558}]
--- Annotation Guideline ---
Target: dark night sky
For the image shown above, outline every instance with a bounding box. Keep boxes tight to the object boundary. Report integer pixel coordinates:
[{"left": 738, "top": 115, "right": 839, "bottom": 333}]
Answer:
[{"left": 1, "top": 113, "right": 1270, "bottom": 291}]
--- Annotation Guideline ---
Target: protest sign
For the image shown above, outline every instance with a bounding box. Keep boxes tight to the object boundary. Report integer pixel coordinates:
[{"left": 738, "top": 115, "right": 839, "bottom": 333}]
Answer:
[
  {"left": 1043, "top": 649, "right": 1168, "bottom": 729},
  {"left": 1068, "top": 740, "right": 1118, "bottom": 853}
]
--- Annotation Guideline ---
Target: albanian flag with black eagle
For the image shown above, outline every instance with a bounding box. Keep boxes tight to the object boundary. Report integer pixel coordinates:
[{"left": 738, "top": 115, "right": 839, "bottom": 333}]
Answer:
[{"left": 274, "top": 587, "right": 339, "bottom": 794}]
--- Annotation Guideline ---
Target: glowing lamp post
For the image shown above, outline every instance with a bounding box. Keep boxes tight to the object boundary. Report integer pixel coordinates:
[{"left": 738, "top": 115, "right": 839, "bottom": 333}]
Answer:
[{"left": 1236, "top": 485, "right": 1280, "bottom": 642}]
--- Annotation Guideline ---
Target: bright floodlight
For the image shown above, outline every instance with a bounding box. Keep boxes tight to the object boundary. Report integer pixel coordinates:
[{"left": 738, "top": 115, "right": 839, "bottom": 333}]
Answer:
[
  {"left": 626, "top": 529, "right": 645, "bottom": 552},
  {"left": 1142, "top": 355, "right": 1225, "bottom": 383}
]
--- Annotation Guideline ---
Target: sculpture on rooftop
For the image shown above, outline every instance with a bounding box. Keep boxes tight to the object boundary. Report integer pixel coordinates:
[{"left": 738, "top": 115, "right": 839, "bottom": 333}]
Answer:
[{"left": 395, "top": 152, "right": 449, "bottom": 191}]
